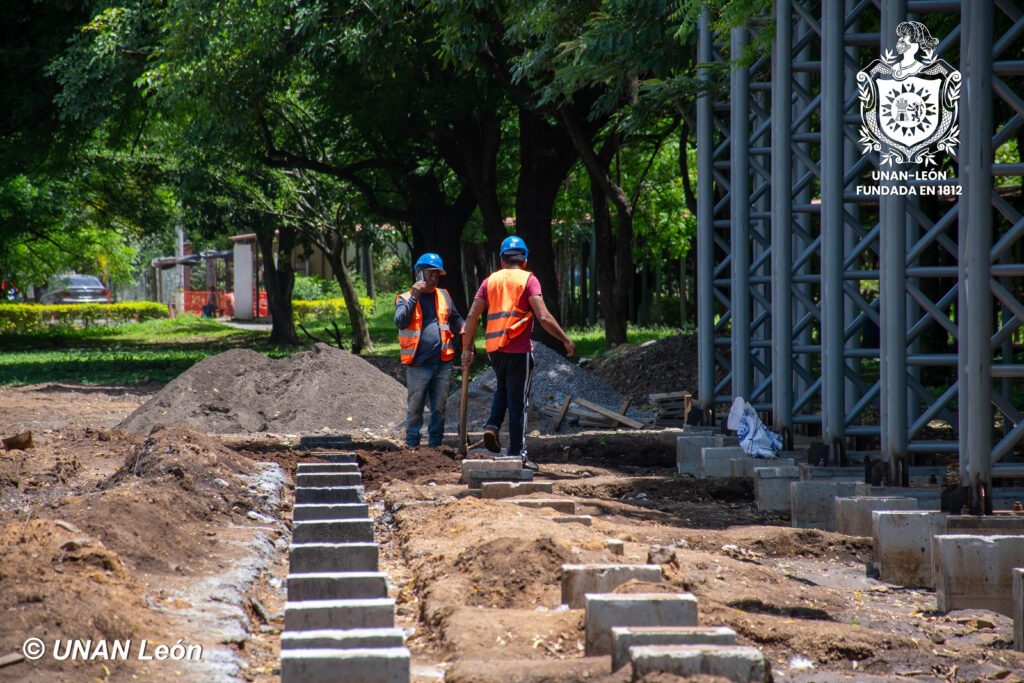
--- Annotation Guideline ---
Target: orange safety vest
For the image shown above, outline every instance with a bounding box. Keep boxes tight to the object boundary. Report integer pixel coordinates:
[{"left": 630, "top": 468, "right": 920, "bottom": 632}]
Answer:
[
  {"left": 395, "top": 288, "right": 455, "bottom": 365},
  {"left": 484, "top": 268, "right": 533, "bottom": 352}
]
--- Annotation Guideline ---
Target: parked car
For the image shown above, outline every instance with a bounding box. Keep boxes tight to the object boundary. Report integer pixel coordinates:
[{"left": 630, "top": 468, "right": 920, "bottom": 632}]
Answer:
[{"left": 39, "top": 275, "right": 110, "bottom": 305}]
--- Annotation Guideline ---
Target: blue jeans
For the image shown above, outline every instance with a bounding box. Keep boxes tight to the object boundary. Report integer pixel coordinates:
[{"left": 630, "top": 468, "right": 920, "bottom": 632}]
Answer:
[{"left": 405, "top": 362, "right": 452, "bottom": 447}]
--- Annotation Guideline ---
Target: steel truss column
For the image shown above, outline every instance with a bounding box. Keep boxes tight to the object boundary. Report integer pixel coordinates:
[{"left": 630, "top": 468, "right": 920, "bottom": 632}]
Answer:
[
  {"left": 821, "top": 0, "right": 846, "bottom": 460},
  {"left": 730, "top": 26, "right": 752, "bottom": 401},
  {"left": 697, "top": 11, "right": 715, "bottom": 421},
  {"left": 880, "top": 0, "right": 909, "bottom": 482},
  {"left": 771, "top": 0, "right": 794, "bottom": 435}
]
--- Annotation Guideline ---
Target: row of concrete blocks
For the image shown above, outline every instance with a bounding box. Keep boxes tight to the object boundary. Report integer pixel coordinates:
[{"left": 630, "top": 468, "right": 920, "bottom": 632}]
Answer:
[
  {"left": 281, "top": 453, "right": 410, "bottom": 683},
  {"left": 561, "top": 563, "right": 768, "bottom": 681},
  {"left": 461, "top": 457, "right": 600, "bottom": 524}
]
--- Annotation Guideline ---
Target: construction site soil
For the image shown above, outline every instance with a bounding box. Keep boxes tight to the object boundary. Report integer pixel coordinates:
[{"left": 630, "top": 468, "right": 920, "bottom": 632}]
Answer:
[{"left": 2, "top": 349, "right": 1023, "bottom": 682}]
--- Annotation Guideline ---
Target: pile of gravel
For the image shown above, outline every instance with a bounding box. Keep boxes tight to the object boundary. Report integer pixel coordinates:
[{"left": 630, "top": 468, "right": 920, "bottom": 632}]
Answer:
[
  {"left": 444, "top": 342, "right": 650, "bottom": 435},
  {"left": 118, "top": 344, "right": 406, "bottom": 436}
]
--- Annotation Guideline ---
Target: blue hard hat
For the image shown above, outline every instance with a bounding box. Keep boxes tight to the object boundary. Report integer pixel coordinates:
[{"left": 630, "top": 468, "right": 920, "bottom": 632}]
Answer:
[
  {"left": 500, "top": 236, "right": 529, "bottom": 260},
  {"left": 413, "top": 253, "right": 445, "bottom": 274}
]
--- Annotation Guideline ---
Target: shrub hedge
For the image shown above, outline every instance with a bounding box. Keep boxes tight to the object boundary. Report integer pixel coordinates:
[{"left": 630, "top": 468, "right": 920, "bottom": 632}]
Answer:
[
  {"left": 292, "top": 297, "right": 375, "bottom": 320},
  {"left": 0, "top": 302, "right": 168, "bottom": 333}
]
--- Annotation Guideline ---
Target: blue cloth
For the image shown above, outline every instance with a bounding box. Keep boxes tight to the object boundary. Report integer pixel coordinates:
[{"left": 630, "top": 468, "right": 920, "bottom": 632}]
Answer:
[
  {"left": 394, "top": 291, "right": 465, "bottom": 366},
  {"left": 405, "top": 362, "right": 451, "bottom": 447},
  {"left": 485, "top": 351, "right": 535, "bottom": 457}
]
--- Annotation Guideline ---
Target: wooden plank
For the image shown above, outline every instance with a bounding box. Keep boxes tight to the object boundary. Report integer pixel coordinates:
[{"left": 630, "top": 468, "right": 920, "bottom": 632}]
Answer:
[
  {"left": 649, "top": 391, "right": 692, "bottom": 402},
  {"left": 0, "top": 653, "right": 25, "bottom": 668},
  {"left": 684, "top": 394, "right": 692, "bottom": 422},
  {"left": 618, "top": 397, "right": 631, "bottom": 415},
  {"left": 553, "top": 395, "right": 573, "bottom": 431},
  {"left": 573, "top": 398, "right": 645, "bottom": 429}
]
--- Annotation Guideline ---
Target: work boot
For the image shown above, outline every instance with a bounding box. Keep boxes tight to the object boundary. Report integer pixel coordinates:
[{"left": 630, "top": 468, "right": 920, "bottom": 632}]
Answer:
[{"left": 483, "top": 425, "right": 501, "bottom": 453}]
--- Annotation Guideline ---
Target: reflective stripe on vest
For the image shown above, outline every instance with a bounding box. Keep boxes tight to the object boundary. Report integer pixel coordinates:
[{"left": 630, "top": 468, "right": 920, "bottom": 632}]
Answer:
[
  {"left": 395, "top": 289, "right": 455, "bottom": 365},
  {"left": 484, "top": 268, "right": 533, "bottom": 352}
]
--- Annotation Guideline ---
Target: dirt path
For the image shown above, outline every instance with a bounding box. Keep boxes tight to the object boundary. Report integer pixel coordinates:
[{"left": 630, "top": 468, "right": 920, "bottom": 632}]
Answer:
[{"left": 2, "top": 384, "right": 1023, "bottom": 682}]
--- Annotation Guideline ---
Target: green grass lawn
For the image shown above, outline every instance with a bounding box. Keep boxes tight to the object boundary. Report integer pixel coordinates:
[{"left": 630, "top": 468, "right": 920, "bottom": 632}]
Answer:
[{"left": 0, "top": 300, "right": 687, "bottom": 386}]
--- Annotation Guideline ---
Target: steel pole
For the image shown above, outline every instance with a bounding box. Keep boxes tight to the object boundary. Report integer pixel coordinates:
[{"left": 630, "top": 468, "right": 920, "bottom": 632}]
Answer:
[
  {"left": 771, "top": 0, "right": 794, "bottom": 435},
  {"left": 697, "top": 11, "right": 715, "bottom": 419},
  {"left": 730, "top": 25, "right": 752, "bottom": 401},
  {"left": 821, "top": 1, "right": 845, "bottom": 461},
  {"left": 881, "top": 0, "right": 909, "bottom": 483}
]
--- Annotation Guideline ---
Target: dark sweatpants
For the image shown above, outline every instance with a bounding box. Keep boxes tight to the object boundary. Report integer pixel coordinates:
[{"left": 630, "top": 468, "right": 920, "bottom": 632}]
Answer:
[{"left": 485, "top": 351, "right": 536, "bottom": 457}]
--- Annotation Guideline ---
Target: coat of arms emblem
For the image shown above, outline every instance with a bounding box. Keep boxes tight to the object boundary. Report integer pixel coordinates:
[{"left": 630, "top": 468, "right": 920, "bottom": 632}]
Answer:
[{"left": 857, "top": 21, "right": 961, "bottom": 166}]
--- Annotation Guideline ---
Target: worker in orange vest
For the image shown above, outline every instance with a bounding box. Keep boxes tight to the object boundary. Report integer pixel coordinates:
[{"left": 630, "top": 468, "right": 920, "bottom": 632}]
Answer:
[
  {"left": 462, "top": 236, "right": 576, "bottom": 469},
  {"left": 395, "top": 253, "right": 466, "bottom": 448}
]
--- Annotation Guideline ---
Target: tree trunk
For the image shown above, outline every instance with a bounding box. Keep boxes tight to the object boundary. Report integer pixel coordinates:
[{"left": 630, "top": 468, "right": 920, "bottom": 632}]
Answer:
[
  {"left": 361, "top": 244, "right": 376, "bottom": 301},
  {"left": 324, "top": 239, "right": 373, "bottom": 354},
  {"left": 515, "top": 108, "right": 582, "bottom": 348},
  {"left": 255, "top": 220, "right": 300, "bottom": 345},
  {"left": 591, "top": 181, "right": 630, "bottom": 347},
  {"left": 407, "top": 182, "right": 476, "bottom": 316}
]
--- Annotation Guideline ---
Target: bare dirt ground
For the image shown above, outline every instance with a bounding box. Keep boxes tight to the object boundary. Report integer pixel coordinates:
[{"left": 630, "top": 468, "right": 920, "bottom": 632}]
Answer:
[{"left": 2, "top": 383, "right": 1024, "bottom": 682}]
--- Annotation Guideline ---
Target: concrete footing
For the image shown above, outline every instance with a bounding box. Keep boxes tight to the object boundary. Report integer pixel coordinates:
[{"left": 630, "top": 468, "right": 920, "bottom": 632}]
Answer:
[
  {"left": 468, "top": 469, "right": 533, "bottom": 489},
  {"left": 1013, "top": 568, "right": 1024, "bottom": 652},
  {"left": 872, "top": 511, "right": 942, "bottom": 587},
  {"left": 286, "top": 572, "right": 389, "bottom": 601},
  {"left": 315, "top": 452, "right": 358, "bottom": 464},
  {"left": 611, "top": 626, "right": 736, "bottom": 671},
  {"left": 835, "top": 496, "right": 917, "bottom": 537},
  {"left": 280, "top": 628, "right": 404, "bottom": 650},
  {"left": 283, "top": 598, "right": 395, "bottom": 631},
  {"left": 292, "top": 519, "right": 374, "bottom": 544},
  {"left": 460, "top": 458, "right": 523, "bottom": 484},
  {"left": 511, "top": 498, "right": 576, "bottom": 514},
  {"left": 700, "top": 447, "right": 747, "bottom": 478},
  {"left": 480, "top": 481, "right": 554, "bottom": 498},
  {"left": 548, "top": 515, "right": 592, "bottom": 526},
  {"left": 296, "top": 463, "right": 360, "bottom": 474},
  {"left": 584, "top": 593, "right": 698, "bottom": 655},
  {"left": 790, "top": 480, "right": 858, "bottom": 530},
  {"left": 293, "top": 503, "right": 370, "bottom": 521},
  {"left": 295, "top": 472, "right": 363, "bottom": 487},
  {"left": 289, "top": 543, "right": 379, "bottom": 573},
  {"left": 561, "top": 564, "right": 663, "bottom": 609},
  {"left": 280, "top": 647, "right": 409, "bottom": 682},
  {"left": 754, "top": 467, "right": 800, "bottom": 512},
  {"left": 676, "top": 436, "right": 715, "bottom": 477},
  {"left": 295, "top": 486, "right": 365, "bottom": 505},
  {"left": 730, "top": 456, "right": 796, "bottom": 478},
  {"left": 933, "top": 535, "right": 1024, "bottom": 615},
  {"left": 628, "top": 645, "right": 768, "bottom": 683}
]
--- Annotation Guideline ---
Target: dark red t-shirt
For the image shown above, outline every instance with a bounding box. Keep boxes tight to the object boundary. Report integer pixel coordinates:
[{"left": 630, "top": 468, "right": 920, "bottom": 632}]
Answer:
[{"left": 474, "top": 271, "right": 542, "bottom": 353}]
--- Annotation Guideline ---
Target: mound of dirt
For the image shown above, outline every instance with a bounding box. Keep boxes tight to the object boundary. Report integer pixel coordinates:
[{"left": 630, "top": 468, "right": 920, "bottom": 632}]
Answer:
[
  {"left": 108, "top": 422, "right": 255, "bottom": 487},
  {"left": 117, "top": 343, "right": 406, "bottom": 436},
  {"left": 584, "top": 334, "right": 700, "bottom": 406},
  {"left": 357, "top": 447, "right": 462, "bottom": 491},
  {"left": 454, "top": 536, "right": 573, "bottom": 609}
]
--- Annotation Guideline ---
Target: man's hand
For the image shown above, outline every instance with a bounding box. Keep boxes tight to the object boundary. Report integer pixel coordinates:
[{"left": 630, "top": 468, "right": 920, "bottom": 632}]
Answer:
[
  {"left": 563, "top": 339, "right": 576, "bottom": 357},
  {"left": 462, "top": 349, "right": 474, "bottom": 367},
  {"left": 410, "top": 280, "right": 428, "bottom": 299}
]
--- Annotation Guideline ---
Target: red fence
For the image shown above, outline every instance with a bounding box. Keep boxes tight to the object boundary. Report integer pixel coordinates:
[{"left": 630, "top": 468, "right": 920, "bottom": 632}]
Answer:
[{"left": 183, "top": 290, "right": 265, "bottom": 318}]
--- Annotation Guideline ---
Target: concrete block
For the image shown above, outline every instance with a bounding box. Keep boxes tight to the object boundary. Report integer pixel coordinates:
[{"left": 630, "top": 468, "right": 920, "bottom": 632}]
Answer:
[
  {"left": 315, "top": 451, "right": 357, "bottom": 463},
  {"left": 548, "top": 515, "right": 593, "bottom": 526},
  {"left": 284, "top": 598, "right": 395, "bottom": 631},
  {"left": 835, "top": 496, "right": 917, "bottom": 537},
  {"left": 790, "top": 480, "right": 858, "bottom": 531},
  {"left": 295, "top": 486, "right": 365, "bottom": 505},
  {"left": 947, "top": 514, "right": 1024, "bottom": 533},
  {"left": 611, "top": 626, "right": 736, "bottom": 672},
  {"left": 296, "top": 472, "right": 363, "bottom": 487},
  {"left": 293, "top": 519, "right": 374, "bottom": 544},
  {"left": 287, "top": 572, "right": 388, "bottom": 601},
  {"left": 468, "top": 469, "right": 534, "bottom": 489},
  {"left": 676, "top": 436, "right": 715, "bottom": 477},
  {"left": 293, "top": 503, "right": 370, "bottom": 521},
  {"left": 872, "top": 510, "right": 943, "bottom": 588},
  {"left": 754, "top": 466, "right": 800, "bottom": 512},
  {"left": 481, "top": 481, "right": 554, "bottom": 498},
  {"left": 854, "top": 484, "right": 942, "bottom": 509},
  {"left": 512, "top": 498, "right": 576, "bottom": 514},
  {"left": 584, "top": 593, "right": 698, "bottom": 655},
  {"left": 460, "top": 458, "right": 522, "bottom": 484},
  {"left": 934, "top": 535, "right": 1024, "bottom": 615},
  {"left": 1013, "top": 568, "right": 1023, "bottom": 652},
  {"left": 289, "top": 543, "right": 379, "bottom": 573},
  {"left": 280, "top": 647, "right": 409, "bottom": 682},
  {"left": 561, "top": 564, "right": 663, "bottom": 609},
  {"left": 700, "top": 447, "right": 747, "bottom": 478},
  {"left": 297, "top": 462, "right": 360, "bottom": 474},
  {"left": 629, "top": 645, "right": 768, "bottom": 683},
  {"left": 607, "top": 539, "right": 625, "bottom": 555},
  {"left": 730, "top": 456, "right": 796, "bottom": 478},
  {"left": 280, "top": 627, "right": 404, "bottom": 650}
]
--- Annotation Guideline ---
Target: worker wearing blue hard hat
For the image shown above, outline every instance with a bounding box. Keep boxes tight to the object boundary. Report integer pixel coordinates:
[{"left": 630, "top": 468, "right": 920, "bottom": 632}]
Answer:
[
  {"left": 462, "top": 236, "right": 575, "bottom": 470},
  {"left": 395, "top": 252, "right": 466, "bottom": 448}
]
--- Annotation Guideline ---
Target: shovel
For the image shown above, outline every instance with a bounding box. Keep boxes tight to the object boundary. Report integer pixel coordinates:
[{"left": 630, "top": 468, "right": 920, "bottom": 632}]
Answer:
[{"left": 459, "top": 362, "right": 470, "bottom": 456}]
